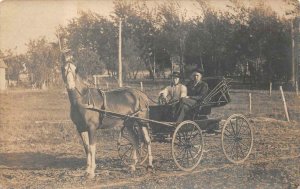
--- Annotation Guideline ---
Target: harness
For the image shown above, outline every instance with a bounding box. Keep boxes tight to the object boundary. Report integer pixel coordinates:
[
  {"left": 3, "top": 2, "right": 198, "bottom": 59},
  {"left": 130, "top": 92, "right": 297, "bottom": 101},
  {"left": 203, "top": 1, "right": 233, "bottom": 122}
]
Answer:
[
  {"left": 97, "top": 88, "right": 107, "bottom": 117},
  {"left": 64, "top": 64, "right": 148, "bottom": 121}
]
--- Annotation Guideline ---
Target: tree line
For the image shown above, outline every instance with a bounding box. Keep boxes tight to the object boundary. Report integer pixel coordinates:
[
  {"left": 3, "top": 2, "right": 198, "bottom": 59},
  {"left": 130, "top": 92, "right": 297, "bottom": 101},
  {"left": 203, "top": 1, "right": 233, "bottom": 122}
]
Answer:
[{"left": 1, "top": 0, "right": 299, "bottom": 87}]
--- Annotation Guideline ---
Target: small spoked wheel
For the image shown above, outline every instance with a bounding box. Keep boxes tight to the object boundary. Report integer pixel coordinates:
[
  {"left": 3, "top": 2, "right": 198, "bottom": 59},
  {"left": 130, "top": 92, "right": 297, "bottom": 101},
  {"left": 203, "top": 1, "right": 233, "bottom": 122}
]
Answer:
[
  {"left": 222, "top": 114, "right": 254, "bottom": 164},
  {"left": 117, "top": 123, "right": 148, "bottom": 165},
  {"left": 172, "top": 120, "right": 204, "bottom": 171}
]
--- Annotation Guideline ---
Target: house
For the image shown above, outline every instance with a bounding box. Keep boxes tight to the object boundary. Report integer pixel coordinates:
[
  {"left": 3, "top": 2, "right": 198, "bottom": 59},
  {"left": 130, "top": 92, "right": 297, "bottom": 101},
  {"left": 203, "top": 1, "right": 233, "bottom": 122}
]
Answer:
[{"left": 0, "top": 59, "right": 7, "bottom": 90}]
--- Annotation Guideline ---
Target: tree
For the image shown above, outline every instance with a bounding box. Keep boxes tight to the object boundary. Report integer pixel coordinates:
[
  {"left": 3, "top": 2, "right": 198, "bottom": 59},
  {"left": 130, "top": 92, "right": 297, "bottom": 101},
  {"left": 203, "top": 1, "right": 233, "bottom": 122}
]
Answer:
[
  {"left": 76, "top": 48, "right": 105, "bottom": 78},
  {"left": 61, "top": 11, "right": 117, "bottom": 75},
  {"left": 123, "top": 38, "right": 145, "bottom": 79},
  {"left": 26, "top": 37, "right": 58, "bottom": 86},
  {"left": 2, "top": 50, "right": 27, "bottom": 81},
  {"left": 156, "top": 1, "right": 188, "bottom": 76},
  {"left": 113, "top": 0, "right": 158, "bottom": 79}
]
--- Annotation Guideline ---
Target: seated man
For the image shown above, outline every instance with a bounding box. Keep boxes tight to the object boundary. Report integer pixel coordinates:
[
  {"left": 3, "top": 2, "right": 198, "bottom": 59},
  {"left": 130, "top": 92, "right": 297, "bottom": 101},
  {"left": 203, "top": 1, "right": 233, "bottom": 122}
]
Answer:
[
  {"left": 159, "top": 71, "right": 187, "bottom": 104},
  {"left": 175, "top": 68, "right": 209, "bottom": 122}
]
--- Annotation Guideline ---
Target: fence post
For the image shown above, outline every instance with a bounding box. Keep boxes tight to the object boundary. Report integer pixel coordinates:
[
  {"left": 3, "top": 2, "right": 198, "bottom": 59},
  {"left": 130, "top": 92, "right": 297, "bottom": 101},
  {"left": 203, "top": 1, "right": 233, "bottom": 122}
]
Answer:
[
  {"left": 269, "top": 82, "right": 272, "bottom": 96},
  {"left": 296, "top": 81, "right": 298, "bottom": 96},
  {"left": 279, "top": 86, "right": 290, "bottom": 122},
  {"left": 93, "top": 75, "right": 97, "bottom": 87},
  {"left": 140, "top": 82, "right": 143, "bottom": 91},
  {"left": 249, "top": 93, "right": 252, "bottom": 114}
]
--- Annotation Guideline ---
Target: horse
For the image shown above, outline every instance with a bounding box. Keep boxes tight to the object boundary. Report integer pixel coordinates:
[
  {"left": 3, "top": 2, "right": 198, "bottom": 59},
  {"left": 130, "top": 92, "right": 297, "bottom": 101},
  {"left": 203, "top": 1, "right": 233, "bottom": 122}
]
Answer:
[{"left": 61, "top": 62, "right": 153, "bottom": 178}]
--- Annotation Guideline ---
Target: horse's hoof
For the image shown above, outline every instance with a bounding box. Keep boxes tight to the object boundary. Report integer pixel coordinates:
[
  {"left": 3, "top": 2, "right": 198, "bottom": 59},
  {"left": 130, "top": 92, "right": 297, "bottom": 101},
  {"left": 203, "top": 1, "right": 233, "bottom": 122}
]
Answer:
[
  {"left": 146, "top": 165, "right": 155, "bottom": 173},
  {"left": 129, "top": 165, "right": 136, "bottom": 173},
  {"left": 84, "top": 172, "right": 95, "bottom": 179},
  {"left": 88, "top": 173, "right": 95, "bottom": 179}
]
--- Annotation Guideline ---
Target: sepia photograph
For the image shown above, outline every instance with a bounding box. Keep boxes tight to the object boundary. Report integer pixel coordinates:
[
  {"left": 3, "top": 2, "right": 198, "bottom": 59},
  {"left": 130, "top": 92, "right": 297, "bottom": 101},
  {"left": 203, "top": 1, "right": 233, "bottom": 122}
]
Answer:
[{"left": 0, "top": 0, "right": 300, "bottom": 188}]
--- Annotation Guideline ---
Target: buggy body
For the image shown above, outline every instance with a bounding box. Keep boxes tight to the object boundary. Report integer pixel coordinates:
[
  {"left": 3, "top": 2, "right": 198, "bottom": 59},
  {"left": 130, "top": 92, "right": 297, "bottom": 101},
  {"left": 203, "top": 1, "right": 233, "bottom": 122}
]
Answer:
[{"left": 117, "top": 77, "right": 254, "bottom": 171}]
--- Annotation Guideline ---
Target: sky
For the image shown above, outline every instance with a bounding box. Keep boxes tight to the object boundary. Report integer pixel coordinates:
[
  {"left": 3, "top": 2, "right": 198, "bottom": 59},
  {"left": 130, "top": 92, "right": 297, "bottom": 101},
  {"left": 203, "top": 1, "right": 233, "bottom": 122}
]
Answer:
[{"left": 0, "top": 0, "right": 291, "bottom": 54}]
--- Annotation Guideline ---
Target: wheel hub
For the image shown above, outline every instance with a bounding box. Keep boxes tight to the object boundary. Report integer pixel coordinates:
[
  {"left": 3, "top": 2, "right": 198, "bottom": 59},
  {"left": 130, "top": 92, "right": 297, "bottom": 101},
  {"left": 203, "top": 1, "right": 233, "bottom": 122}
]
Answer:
[{"left": 234, "top": 136, "right": 242, "bottom": 142}]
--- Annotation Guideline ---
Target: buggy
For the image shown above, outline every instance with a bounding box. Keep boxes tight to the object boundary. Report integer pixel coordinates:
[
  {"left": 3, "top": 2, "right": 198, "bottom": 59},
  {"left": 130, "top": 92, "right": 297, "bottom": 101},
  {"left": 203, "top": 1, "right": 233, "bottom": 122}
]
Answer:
[{"left": 117, "top": 77, "right": 254, "bottom": 171}]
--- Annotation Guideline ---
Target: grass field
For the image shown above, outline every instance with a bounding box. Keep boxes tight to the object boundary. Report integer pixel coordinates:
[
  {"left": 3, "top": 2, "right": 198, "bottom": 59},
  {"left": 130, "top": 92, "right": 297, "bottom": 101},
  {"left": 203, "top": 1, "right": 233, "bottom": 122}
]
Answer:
[{"left": 0, "top": 86, "right": 300, "bottom": 188}]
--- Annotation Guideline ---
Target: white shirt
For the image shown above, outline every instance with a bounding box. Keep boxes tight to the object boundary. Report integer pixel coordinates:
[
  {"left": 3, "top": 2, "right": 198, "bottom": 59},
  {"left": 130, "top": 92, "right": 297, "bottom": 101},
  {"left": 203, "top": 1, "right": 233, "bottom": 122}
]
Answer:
[{"left": 159, "top": 83, "right": 187, "bottom": 102}]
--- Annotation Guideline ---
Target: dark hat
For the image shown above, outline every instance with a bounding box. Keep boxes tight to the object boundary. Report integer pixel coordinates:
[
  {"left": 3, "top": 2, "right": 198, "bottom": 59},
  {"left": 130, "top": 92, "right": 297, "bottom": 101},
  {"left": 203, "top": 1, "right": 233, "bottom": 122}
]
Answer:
[
  {"left": 192, "top": 67, "right": 204, "bottom": 74},
  {"left": 171, "top": 71, "right": 181, "bottom": 78}
]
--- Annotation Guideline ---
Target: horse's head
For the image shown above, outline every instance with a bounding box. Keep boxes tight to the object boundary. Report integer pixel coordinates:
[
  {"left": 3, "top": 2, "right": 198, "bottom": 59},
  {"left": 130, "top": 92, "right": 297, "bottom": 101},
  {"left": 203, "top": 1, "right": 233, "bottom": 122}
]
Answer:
[{"left": 62, "top": 62, "right": 77, "bottom": 90}]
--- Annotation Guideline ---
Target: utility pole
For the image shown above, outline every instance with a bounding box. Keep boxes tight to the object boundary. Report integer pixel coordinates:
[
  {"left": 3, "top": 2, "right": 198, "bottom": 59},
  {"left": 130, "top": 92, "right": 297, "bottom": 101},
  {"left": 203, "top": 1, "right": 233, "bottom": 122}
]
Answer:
[
  {"left": 153, "top": 50, "right": 156, "bottom": 79},
  {"left": 295, "top": 16, "right": 300, "bottom": 88},
  {"left": 118, "top": 19, "right": 123, "bottom": 87},
  {"left": 291, "top": 20, "right": 295, "bottom": 85}
]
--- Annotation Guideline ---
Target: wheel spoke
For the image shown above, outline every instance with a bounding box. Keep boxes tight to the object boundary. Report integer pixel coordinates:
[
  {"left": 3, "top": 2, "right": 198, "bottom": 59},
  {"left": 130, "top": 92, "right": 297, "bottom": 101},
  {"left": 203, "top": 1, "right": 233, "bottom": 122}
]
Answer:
[
  {"left": 175, "top": 145, "right": 186, "bottom": 157},
  {"left": 190, "top": 131, "right": 201, "bottom": 142},
  {"left": 239, "top": 136, "right": 252, "bottom": 139},
  {"left": 239, "top": 125, "right": 250, "bottom": 135},
  {"left": 191, "top": 145, "right": 202, "bottom": 158},
  {"left": 176, "top": 132, "right": 185, "bottom": 145},
  {"left": 185, "top": 149, "right": 190, "bottom": 167},
  {"left": 188, "top": 125, "right": 196, "bottom": 139},
  {"left": 237, "top": 142, "right": 245, "bottom": 158},
  {"left": 223, "top": 133, "right": 235, "bottom": 139},
  {"left": 177, "top": 148, "right": 187, "bottom": 162},
  {"left": 223, "top": 142, "right": 231, "bottom": 151},
  {"left": 120, "top": 145, "right": 133, "bottom": 161},
  {"left": 228, "top": 141, "right": 237, "bottom": 157},
  {"left": 188, "top": 149, "right": 195, "bottom": 164},
  {"left": 235, "top": 142, "right": 239, "bottom": 160},
  {"left": 239, "top": 140, "right": 251, "bottom": 150},
  {"left": 230, "top": 119, "right": 236, "bottom": 135},
  {"left": 236, "top": 118, "right": 244, "bottom": 136},
  {"left": 225, "top": 127, "right": 235, "bottom": 137}
]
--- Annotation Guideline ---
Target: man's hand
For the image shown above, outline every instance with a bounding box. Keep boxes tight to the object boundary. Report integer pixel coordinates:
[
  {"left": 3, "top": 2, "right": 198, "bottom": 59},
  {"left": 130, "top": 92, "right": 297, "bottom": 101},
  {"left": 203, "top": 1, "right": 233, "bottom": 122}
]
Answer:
[{"left": 158, "top": 94, "right": 168, "bottom": 105}]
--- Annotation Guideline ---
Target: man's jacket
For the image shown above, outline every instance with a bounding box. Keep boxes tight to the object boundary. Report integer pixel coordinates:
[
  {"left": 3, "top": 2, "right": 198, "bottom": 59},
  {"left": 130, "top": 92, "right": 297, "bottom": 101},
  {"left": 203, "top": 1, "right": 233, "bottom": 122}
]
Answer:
[{"left": 186, "top": 80, "right": 209, "bottom": 102}]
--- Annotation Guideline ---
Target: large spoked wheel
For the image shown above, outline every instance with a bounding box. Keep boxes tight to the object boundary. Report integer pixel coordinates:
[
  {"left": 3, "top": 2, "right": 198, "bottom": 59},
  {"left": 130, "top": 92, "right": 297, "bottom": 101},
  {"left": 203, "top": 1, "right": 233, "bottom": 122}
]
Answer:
[
  {"left": 171, "top": 120, "right": 204, "bottom": 171},
  {"left": 222, "top": 114, "right": 254, "bottom": 164},
  {"left": 117, "top": 124, "right": 148, "bottom": 165}
]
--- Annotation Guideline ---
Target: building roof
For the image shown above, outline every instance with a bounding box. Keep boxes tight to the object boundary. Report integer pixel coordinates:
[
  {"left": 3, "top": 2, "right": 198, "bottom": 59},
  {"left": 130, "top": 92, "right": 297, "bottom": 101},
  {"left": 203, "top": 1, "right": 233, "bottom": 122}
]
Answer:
[{"left": 0, "top": 59, "right": 7, "bottom": 68}]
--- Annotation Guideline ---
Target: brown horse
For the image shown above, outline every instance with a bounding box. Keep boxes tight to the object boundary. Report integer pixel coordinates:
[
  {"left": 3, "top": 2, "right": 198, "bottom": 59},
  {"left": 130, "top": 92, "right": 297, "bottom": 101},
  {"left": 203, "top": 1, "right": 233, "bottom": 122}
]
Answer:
[{"left": 61, "top": 62, "right": 153, "bottom": 178}]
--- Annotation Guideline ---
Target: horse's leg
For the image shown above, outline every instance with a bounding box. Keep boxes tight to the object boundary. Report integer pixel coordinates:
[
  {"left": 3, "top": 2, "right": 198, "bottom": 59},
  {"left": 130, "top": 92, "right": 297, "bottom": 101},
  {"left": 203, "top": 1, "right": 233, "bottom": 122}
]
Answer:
[
  {"left": 124, "top": 121, "right": 139, "bottom": 172},
  {"left": 141, "top": 126, "right": 153, "bottom": 169},
  {"left": 79, "top": 131, "right": 90, "bottom": 171},
  {"left": 86, "top": 126, "right": 97, "bottom": 178}
]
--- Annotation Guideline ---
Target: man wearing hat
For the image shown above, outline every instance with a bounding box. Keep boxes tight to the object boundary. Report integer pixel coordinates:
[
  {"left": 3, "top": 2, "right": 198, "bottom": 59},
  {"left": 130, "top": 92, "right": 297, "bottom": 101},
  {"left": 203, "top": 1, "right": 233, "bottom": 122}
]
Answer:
[
  {"left": 175, "top": 68, "right": 209, "bottom": 122},
  {"left": 159, "top": 71, "right": 187, "bottom": 104}
]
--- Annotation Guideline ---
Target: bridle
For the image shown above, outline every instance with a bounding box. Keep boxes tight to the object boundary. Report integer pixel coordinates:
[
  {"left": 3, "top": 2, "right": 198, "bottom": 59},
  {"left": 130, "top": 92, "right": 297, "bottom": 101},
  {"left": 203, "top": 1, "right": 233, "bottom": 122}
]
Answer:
[
  {"left": 63, "top": 63, "right": 107, "bottom": 109},
  {"left": 63, "top": 63, "right": 83, "bottom": 98},
  {"left": 64, "top": 63, "right": 77, "bottom": 85}
]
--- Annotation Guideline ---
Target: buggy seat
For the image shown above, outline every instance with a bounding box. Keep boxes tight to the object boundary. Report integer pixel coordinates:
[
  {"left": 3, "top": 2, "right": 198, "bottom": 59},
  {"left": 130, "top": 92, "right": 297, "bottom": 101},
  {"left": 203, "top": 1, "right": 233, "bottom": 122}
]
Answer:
[
  {"left": 191, "top": 77, "right": 231, "bottom": 119},
  {"left": 149, "top": 77, "right": 231, "bottom": 122}
]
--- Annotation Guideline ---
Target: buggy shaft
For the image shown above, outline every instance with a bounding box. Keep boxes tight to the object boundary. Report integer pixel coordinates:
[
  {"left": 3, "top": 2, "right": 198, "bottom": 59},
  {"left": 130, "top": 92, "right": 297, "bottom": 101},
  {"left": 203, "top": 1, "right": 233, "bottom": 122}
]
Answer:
[{"left": 85, "top": 106, "right": 174, "bottom": 127}]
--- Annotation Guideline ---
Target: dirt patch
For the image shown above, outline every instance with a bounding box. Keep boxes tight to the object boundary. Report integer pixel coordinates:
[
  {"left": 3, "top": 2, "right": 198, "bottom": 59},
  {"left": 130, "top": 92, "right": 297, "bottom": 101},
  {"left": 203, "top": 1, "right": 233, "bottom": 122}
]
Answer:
[{"left": 0, "top": 89, "right": 299, "bottom": 188}]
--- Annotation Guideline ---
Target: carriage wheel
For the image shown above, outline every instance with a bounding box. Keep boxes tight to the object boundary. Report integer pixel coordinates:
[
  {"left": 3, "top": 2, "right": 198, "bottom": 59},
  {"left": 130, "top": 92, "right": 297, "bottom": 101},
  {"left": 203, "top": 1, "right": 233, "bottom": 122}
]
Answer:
[
  {"left": 117, "top": 124, "right": 148, "bottom": 165},
  {"left": 172, "top": 120, "right": 204, "bottom": 171},
  {"left": 222, "top": 114, "right": 253, "bottom": 164}
]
